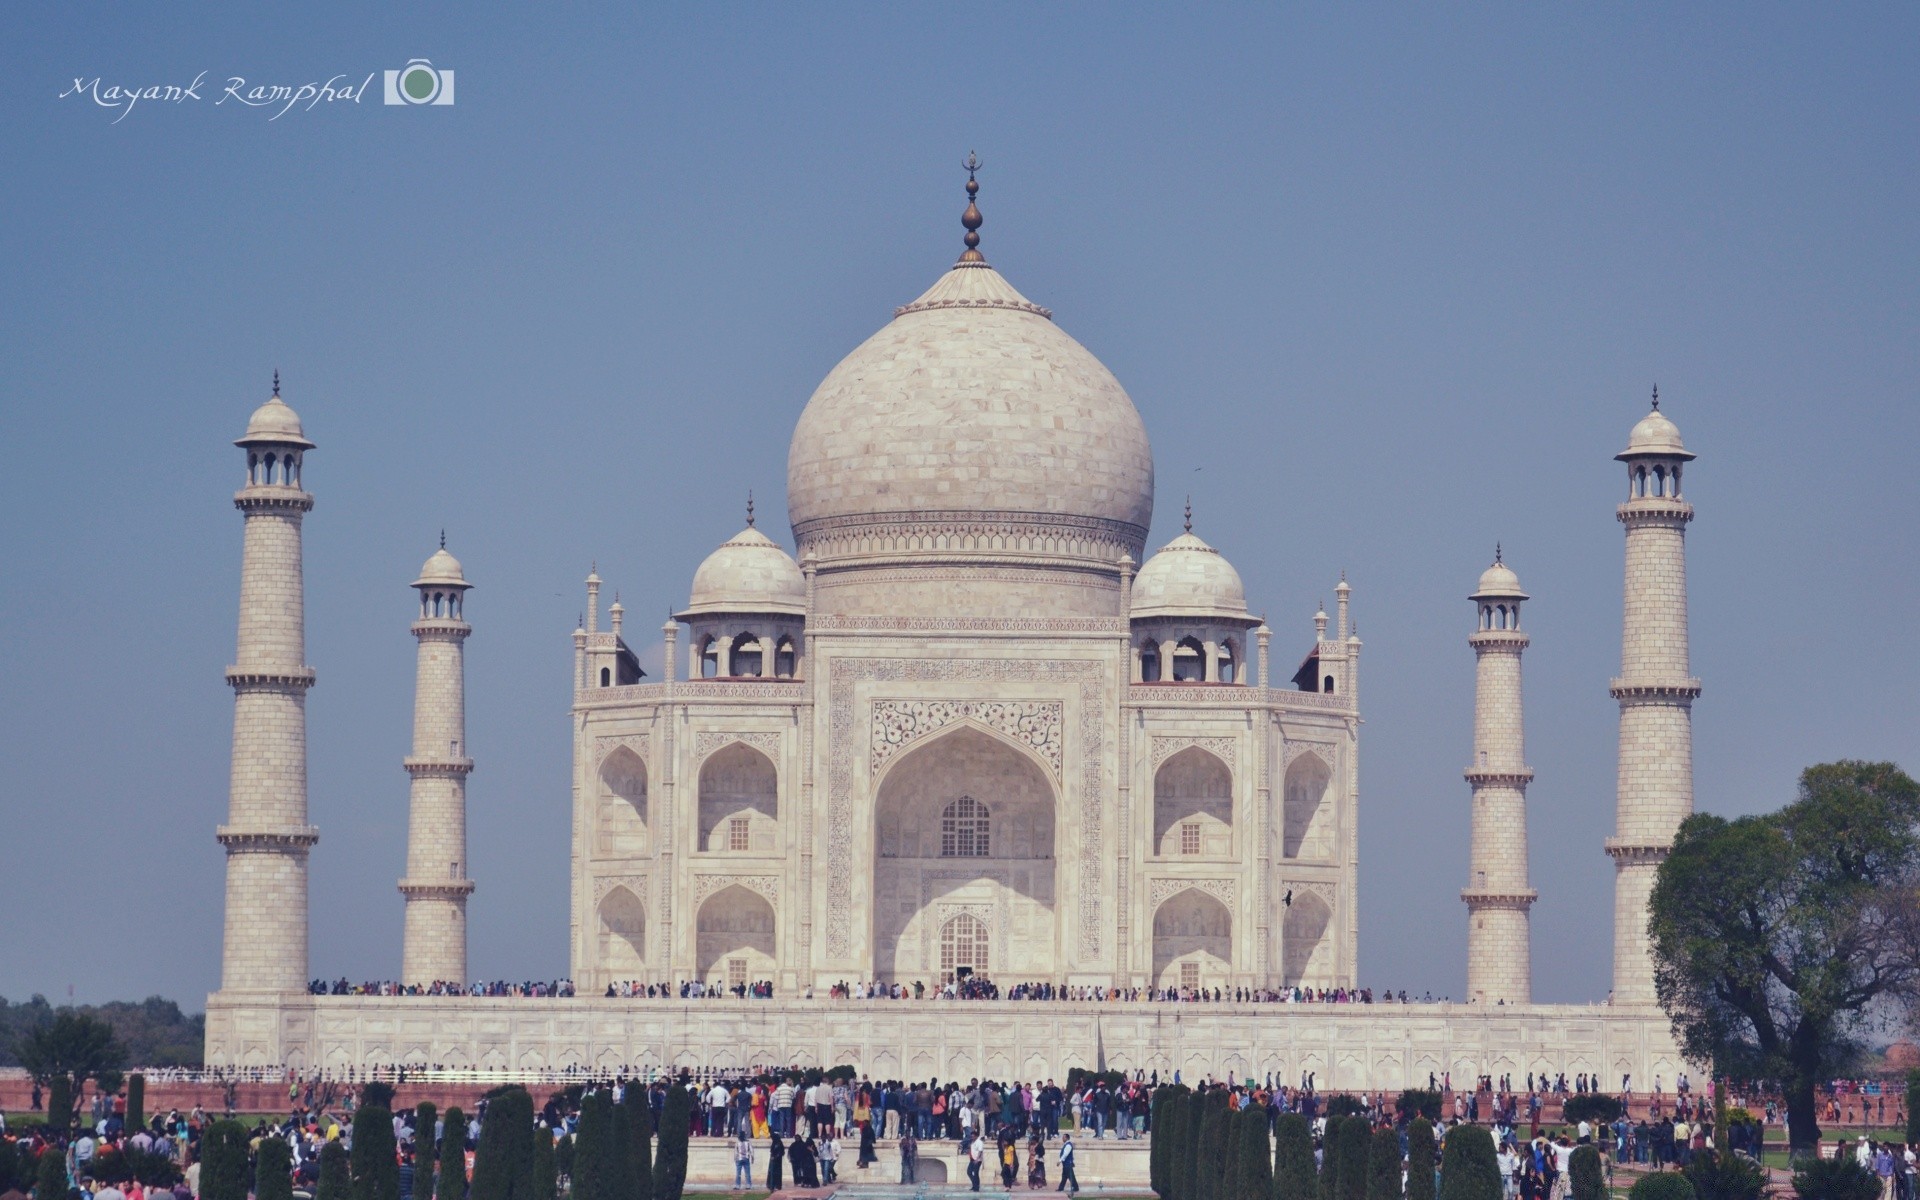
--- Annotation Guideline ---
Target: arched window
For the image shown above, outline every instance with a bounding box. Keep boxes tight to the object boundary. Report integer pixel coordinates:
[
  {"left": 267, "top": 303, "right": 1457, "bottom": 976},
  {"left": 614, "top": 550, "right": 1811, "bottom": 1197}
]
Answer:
[
  {"left": 1218, "top": 640, "right": 1237, "bottom": 685},
  {"left": 1322, "top": 674, "right": 1335, "bottom": 693},
  {"left": 1139, "top": 639, "right": 1161, "bottom": 682},
  {"left": 1653, "top": 465, "right": 1667, "bottom": 497},
  {"left": 730, "top": 632, "right": 762, "bottom": 678},
  {"left": 939, "top": 913, "right": 989, "bottom": 982},
  {"left": 599, "top": 667, "right": 611, "bottom": 687},
  {"left": 1171, "top": 637, "right": 1205, "bottom": 683},
  {"left": 699, "top": 636, "right": 720, "bottom": 679},
  {"left": 264, "top": 453, "right": 278, "bottom": 485},
  {"left": 248, "top": 452, "right": 259, "bottom": 484},
  {"left": 940, "top": 796, "right": 990, "bottom": 858},
  {"left": 775, "top": 636, "right": 797, "bottom": 678}
]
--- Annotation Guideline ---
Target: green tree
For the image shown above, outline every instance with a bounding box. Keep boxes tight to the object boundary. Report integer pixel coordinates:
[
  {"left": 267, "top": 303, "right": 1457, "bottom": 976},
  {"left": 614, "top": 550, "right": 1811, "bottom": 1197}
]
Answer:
[
  {"left": 318, "top": 1142, "right": 352, "bottom": 1200},
  {"left": 1907, "top": 1072, "right": 1920, "bottom": 1146},
  {"left": 1404, "top": 1120, "right": 1437, "bottom": 1200},
  {"left": 1789, "top": 1156, "right": 1879, "bottom": 1200},
  {"left": 1182, "top": 1087, "right": 1205, "bottom": 1200},
  {"left": 1238, "top": 1106, "right": 1274, "bottom": 1200},
  {"left": 1568, "top": 1147, "right": 1604, "bottom": 1200},
  {"left": 201, "top": 1120, "right": 254, "bottom": 1200},
  {"left": 1151, "top": 1087, "right": 1175, "bottom": 1199},
  {"left": 607, "top": 1096, "right": 636, "bottom": 1200},
  {"left": 1561, "top": 1095, "right": 1623, "bottom": 1125},
  {"left": 34, "top": 1145, "right": 68, "bottom": 1200},
  {"left": 1682, "top": 1150, "right": 1765, "bottom": 1200},
  {"left": 353, "top": 1106, "right": 401, "bottom": 1200},
  {"left": 0, "top": 1136, "right": 20, "bottom": 1193},
  {"left": 258, "top": 1135, "right": 296, "bottom": 1200},
  {"left": 571, "top": 1093, "right": 611, "bottom": 1200},
  {"left": 532, "top": 1127, "right": 556, "bottom": 1200},
  {"left": 472, "top": 1089, "right": 536, "bottom": 1200},
  {"left": 1649, "top": 762, "right": 1920, "bottom": 1155},
  {"left": 1336, "top": 1116, "right": 1370, "bottom": 1200},
  {"left": 1164, "top": 1088, "right": 1193, "bottom": 1200},
  {"left": 1273, "top": 1113, "right": 1315, "bottom": 1200},
  {"left": 1317, "top": 1117, "right": 1342, "bottom": 1200},
  {"left": 624, "top": 1088, "right": 654, "bottom": 1200},
  {"left": 1628, "top": 1175, "right": 1697, "bottom": 1200},
  {"left": 14, "top": 1011, "right": 127, "bottom": 1130},
  {"left": 415, "top": 1103, "right": 439, "bottom": 1200},
  {"left": 1396, "top": 1092, "right": 1443, "bottom": 1123},
  {"left": 1198, "top": 1091, "right": 1233, "bottom": 1200},
  {"left": 126, "top": 1072, "right": 146, "bottom": 1132},
  {"left": 1365, "top": 1126, "right": 1401, "bottom": 1200},
  {"left": 436, "top": 1108, "right": 469, "bottom": 1200},
  {"left": 651, "top": 1085, "right": 690, "bottom": 1200},
  {"left": 1437, "top": 1124, "right": 1500, "bottom": 1200}
]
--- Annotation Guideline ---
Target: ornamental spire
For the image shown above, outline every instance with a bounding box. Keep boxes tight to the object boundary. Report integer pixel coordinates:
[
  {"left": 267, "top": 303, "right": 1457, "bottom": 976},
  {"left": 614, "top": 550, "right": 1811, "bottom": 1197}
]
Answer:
[
  {"left": 1184, "top": 495, "right": 1193, "bottom": 534},
  {"left": 1651, "top": 383, "right": 1660, "bottom": 410},
  {"left": 958, "top": 151, "right": 986, "bottom": 266},
  {"left": 746, "top": 490, "right": 756, "bottom": 528},
  {"left": 272, "top": 369, "right": 280, "bottom": 398}
]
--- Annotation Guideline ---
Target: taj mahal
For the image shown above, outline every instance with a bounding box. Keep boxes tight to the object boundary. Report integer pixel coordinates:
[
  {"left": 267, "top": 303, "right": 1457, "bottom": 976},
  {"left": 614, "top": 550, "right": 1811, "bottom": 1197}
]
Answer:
[{"left": 204, "top": 167, "right": 1699, "bottom": 1088}]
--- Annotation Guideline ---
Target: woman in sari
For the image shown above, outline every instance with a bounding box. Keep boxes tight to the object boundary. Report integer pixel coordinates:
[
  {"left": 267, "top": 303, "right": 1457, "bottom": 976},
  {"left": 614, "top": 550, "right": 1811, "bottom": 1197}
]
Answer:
[
  {"left": 1027, "top": 1133, "right": 1047, "bottom": 1189},
  {"left": 752, "top": 1085, "right": 770, "bottom": 1140}
]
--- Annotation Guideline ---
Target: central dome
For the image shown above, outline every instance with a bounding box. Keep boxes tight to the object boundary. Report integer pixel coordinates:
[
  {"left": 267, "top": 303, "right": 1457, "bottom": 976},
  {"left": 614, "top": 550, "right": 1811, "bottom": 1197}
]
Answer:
[{"left": 786, "top": 258, "right": 1155, "bottom": 572}]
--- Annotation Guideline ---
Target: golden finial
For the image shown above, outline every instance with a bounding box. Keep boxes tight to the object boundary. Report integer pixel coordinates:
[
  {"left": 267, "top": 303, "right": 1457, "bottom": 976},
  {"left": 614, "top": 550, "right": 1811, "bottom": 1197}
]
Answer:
[{"left": 958, "top": 151, "right": 986, "bottom": 265}]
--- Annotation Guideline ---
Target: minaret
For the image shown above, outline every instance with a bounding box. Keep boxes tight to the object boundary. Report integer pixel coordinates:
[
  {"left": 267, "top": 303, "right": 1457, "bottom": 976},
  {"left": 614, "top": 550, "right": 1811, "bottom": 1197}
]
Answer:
[
  {"left": 400, "top": 538, "right": 475, "bottom": 986},
  {"left": 1607, "top": 390, "right": 1700, "bottom": 1005},
  {"left": 1463, "top": 548, "right": 1536, "bottom": 1004},
  {"left": 218, "top": 375, "right": 318, "bottom": 994}
]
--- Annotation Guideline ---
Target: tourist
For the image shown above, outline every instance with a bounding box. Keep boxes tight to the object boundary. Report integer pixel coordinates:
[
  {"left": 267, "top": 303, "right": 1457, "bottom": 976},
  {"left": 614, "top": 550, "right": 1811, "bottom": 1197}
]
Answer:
[
  {"left": 858, "top": 1116, "right": 877, "bottom": 1169},
  {"left": 820, "top": 1130, "right": 839, "bottom": 1183},
  {"left": 732, "top": 1130, "right": 752, "bottom": 1190},
  {"left": 968, "top": 1130, "right": 985, "bottom": 1191},
  {"left": 900, "top": 1129, "right": 919, "bottom": 1185},
  {"left": 1028, "top": 1132, "right": 1049, "bottom": 1189},
  {"left": 1056, "top": 1133, "right": 1080, "bottom": 1195},
  {"left": 766, "top": 1133, "right": 784, "bottom": 1192}
]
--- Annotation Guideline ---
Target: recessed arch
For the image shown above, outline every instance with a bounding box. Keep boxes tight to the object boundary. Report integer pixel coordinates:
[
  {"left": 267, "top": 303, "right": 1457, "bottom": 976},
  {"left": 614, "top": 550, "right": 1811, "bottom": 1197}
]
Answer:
[
  {"left": 597, "top": 885, "right": 647, "bottom": 977},
  {"left": 1282, "top": 751, "right": 1333, "bottom": 860},
  {"left": 1153, "top": 745, "right": 1232, "bottom": 857},
  {"left": 596, "top": 746, "right": 649, "bottom": 856},
  {"left": 1171, "top": 636, "right": 1206, "bottom": 683},
  {"left": 1281, "top": 888, "right": 1333, "bottom": 987},
  {"left": 695, "top": 884, "right": 775, "bottom": 986},
  {"left": 697, "top": 741, "right": 777, "bottom": 852},
  {"left": 1151, "top": 887, "right": 1231, "bottom": 990}
]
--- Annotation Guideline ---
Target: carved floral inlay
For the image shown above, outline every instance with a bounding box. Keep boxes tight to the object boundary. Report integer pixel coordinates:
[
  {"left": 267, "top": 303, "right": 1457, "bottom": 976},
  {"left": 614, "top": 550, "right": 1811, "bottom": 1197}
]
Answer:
[
  {"left": 1148, "top": 877, "right": 1236, "bottom": 910},
  {"left": 1150, "top": 736, "right": 1237, "bottom": 771},
  {"left": 871, "top": 700, "right": 1064, "bottom": 780},
  {"left": 692, "top": 874, "right": 780, "bottom": 906},
  {"left": 693, "top": 730, "right": 782, "bottom": 761}
]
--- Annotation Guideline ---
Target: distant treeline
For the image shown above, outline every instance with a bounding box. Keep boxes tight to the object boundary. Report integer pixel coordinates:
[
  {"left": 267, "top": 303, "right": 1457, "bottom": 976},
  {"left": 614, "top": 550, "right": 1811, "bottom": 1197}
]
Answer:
[{"left": 0, "top": 995, "right": 205, "bottom": 1069}]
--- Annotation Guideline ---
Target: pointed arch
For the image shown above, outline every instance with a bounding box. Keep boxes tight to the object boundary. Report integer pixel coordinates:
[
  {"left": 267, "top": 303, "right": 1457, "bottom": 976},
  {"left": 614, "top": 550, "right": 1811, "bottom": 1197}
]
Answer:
[
  {"left": 597, "top": 885, "right": 647, "bottom": 977},
  {"left": 698, "top": 741, "right": 777, "bottom": 852},
  {"left": 1150, "top": 886, "right": 1231, "bottom": 989},
  {"left": 1281, "top": 888, "right": 1333, "bottom": 987},
  {"left": 1282, "top": 750, "right": 1333, "bottom": 860},
  {"left": 1139, "top": 638, "right": 1162, "bottom": 682},
  {"left": 596, "top": 746, "right": 648, "bottom": 856},
  {"left": 1153, "top": 745, "right": 1233, "bottom": 857},
  {"left": 695, "top": 883, "right": 776, "bottom": 985},
  {"left": 1172, "top": 636, "right": 1206, "bottom": 683}
]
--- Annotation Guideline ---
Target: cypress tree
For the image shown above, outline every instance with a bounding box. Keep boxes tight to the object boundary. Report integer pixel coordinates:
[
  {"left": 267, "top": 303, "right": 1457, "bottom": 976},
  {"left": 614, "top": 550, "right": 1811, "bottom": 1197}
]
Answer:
[
  {"left": 1337, "top": 1117, "right": 1370, "bottom": 1200},
  {"left": 1568, "top": 1147, "right": 1604, "bottom": 1200},
  {"left": 46, "top": 1078, "right": 72, "bottom": 1133},
  {"left": 318, "top": 1142, "right": 352, "bottom": 1200},
  {"left": 414, "top": 1103, "right": 439, "bottom": 1200},
  {"left": 1273, "top": 1113, "right": 1315, "bottom": 1200},
  {"left": 1366, "top": 1127, "right": 1401, "bottom": 1200},
  {"left": 607, "top": 1097, "right": 637, "bottom": 1200},
  {"left": 1907, "top": 1072, "right": 1920, "bottom": 1147},
  {"left": 1199, "top": 1092, "right": 1234, "bottom": 1200},
  {"left": 1163, "top": 1088, "right": 1191, "bottom": 1200},
  {"left": 0, "top": 1137, "right": 19, "bottom": 1193},
  {"left": 1239, "top": 1106, "right": 1275, "bottom": 1200},
  {"left": 651, "top": 1085, "right": 690, "bottom": 1200},
  {"left": 257, "top": 1136, "right": 295, "bottom": 1200},
  {"left": 571, "top": 1093, "right": 611, "bottom": 1200},
  {"left": 473, "top": 1090, "right": 536, "bottom": 1200},
  {"left": 34, "top": 1146, "right": 68, "bottom": 1200},
  {"left": 532, "top": 1127, "right": 556, "bottom": 1200},
  {"left": 1438, "top": 1125, "right": 1501, "bottom": 1200},
  {"left": 1185, "top": 1088, "right": 1208, "bottom": 1200},
  {"left": 436, "top": 1109, "right": 469, "bottom": 1200},
  {"left": 1404, "top": 1120, "right": 1437, "bottom": 1200},
  {"left": 352, "top": 1106, "right": 401, "bottom": 1200},
  {"left": 127, "top": 1074, "right": 146, "bottom": 1133},
  {"left": 1221, "top": 1107, "right": 1247, "bottom": 1200},
  {"left": 1151, "top": 1088, "right": 1173, "bottom": 1199},
  {"left": 624, "top": 1089, "right": 654, "bottom": 1200},
  {"left": 1318, "top": 1117, "right": 1345, "bottom": 1200},
  {"left": 202, "top": 1120, "right": 253, "bottom": 1200}
]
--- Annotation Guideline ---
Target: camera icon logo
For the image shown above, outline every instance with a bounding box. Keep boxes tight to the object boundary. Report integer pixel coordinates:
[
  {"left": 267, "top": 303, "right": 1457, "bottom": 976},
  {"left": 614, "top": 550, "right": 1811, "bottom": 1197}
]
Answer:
[{"left": 384, "top": 59, "right": 454, "bottom": 106}]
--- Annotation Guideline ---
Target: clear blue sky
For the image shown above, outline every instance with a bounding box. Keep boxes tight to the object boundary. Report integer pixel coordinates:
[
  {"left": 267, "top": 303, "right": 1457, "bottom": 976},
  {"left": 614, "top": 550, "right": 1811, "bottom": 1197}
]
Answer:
[{"left": 3, "top": 4, "right": 1915, "bottom": 1009}]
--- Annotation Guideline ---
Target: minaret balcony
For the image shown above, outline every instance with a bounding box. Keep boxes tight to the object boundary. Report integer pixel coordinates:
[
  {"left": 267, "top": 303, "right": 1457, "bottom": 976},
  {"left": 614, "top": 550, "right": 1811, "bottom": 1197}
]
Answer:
[
  {"left": 1608, "top": 677, "right": 1703, "bottom": 701},
  {"left": 1615, "top": 498, "right": 1693, "bottom": 525},
  {"left": 217, "top": 824, "right": 320, "bottom": 849},
  {"left": 398, "top": 877, "right": 475, "bottom": 898},
  {"left": 1603, "top": 838, "right": 1672, "bottom": 863},
  {"left": 404, "top": 756, "right": 474, "bottom": 778},
  {"left": 1462, "top": 767, "right": 1533, "bottom": 787},
  {"left": 1460, "top": 887, "right": 1537, "bottom": 909},
  {"left": 225, "top": 666, "right": 316, "bottom": 690},
  {"left": 233, "top": 488, "right": 315, "bottom": 513}
]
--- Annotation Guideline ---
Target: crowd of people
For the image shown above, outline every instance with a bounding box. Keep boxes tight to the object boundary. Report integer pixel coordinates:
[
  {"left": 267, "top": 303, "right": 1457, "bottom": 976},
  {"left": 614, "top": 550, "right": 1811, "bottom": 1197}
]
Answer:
[{"left": 306, "top": 980, "right": 576, "bottom": 997}]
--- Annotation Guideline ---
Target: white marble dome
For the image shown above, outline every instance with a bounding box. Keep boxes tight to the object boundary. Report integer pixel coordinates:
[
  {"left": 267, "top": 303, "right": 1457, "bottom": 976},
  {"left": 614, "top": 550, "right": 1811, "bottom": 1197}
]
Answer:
[
  {"left": 1130, "top": 531, "right": 1251, "bottom": 621},
  {"left": 1471, "top": 559, "right": 1525, "bottom": 600},
  {"left": 683, "top": 526, "right": 806, "bottom": 616},
  {"left": 786, "top": 261, "right": 1155, "bottom": 556},
  {"left": 236, "top": 394, "right": 314, "bottom": 448},
  {"left": 1619, "top": 405, "right": 1692, "bottom": 460},
  {"left": 413, "top": 547, "right": 468, "bottom": 589}
]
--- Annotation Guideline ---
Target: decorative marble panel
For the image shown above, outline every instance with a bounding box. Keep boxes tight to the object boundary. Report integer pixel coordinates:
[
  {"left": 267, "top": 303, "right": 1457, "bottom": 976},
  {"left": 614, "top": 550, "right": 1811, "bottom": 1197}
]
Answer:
[
  {"left": 1147, "top": 877, "right": 1236, "bottom": 910},
  {"left": 871, "top": 700, "right": 1063, "bottom": 780},
  {"left": 693, "top": 730, "right": 783, "bottom": 762},
  {"left": 1151, "top": 736, "right": 1237, "bottom": 771},
  {"left": 692, "top": 874, "right": 780, "bottom": 907}
]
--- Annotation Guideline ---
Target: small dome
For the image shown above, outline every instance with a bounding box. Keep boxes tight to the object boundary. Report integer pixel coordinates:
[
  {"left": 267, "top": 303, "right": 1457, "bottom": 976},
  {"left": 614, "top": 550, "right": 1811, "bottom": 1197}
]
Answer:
[
  {"left": 1131, "top": 532, "right": 1251, "bottom": 621},
  {"left": 1471, "top": 558, "right": 1526, "bottom": 600},
  {"left": 682, "top": 526, "right": 806, "bottom": 617},
  {"left": 1617, "top": 405, "right": 1693, "bottom": 461},
  {"left": 235, "top": 394, "right": 314, "bottom": 449},
  {"left": 413, "top": 547, "right": 469, "bottom": 589}
]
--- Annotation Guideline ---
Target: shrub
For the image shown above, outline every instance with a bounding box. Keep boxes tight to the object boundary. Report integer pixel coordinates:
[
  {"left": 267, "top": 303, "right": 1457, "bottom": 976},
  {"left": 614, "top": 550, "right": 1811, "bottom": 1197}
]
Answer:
[
  {"left": 1790, "top": 1156, "right": 1881, "bottom": 1200},
  {"left": 1152, "top": 1087, "right": 1174, "bottom": 1198},
  {"left": 201, "top": 1120, "right": 253, "bottom": 1200},
  {"left": 651, "top": 1083, "right": 690, "bottom": 1200},
  {"left": 91, "top": 1146, "right": 182, "bottom": 1188},
  {"left": 1568, "top": 1147, "right": 1604, "bottom": 1200},
  {"left": 1682, "top": 1150, "right": 1764, "bottom": 1200},
  {"left": 46, "top": 1078, "right": 72, "bottom": 1132},
  {"left": 35, "top": 1145, "right": 68, "bottom": 1200},
  {"left": 257, "top": 1136, "right": 295, "bottom": 1200},
  {"left": 1326, "top": 1096, "right": 1368, "bottom": 1119},
  {"left": 1337, "top": 1117, "right": 1370, "bottom": 1200},
  {"left": 1397, "top": 1091, "right": 1444, "bottom": 1123},
  {"left": 472, "top": 1089, "right": 535, "bottom": 1200},
  {"left": 1437, "top": 1124, "right": 1501, "bottom": 1200},
  {"left": 1366, "top": 1126, "right": 1401, "bottom": 1200},
  {"left": 317, "top": 1142, "right": 351, "bottom": 1200},
  {"left": 1238, "top": 1106, "right": 1274, "bottom": 1200},
  {"left": 1273, "top": 1113, "right": 1315, "bottom": 1200},
  {"left": 0, "top": 1138, "right": 19, "bottom": 1193},
  {"left": 352, "top": 1106, "right": 401, "bottom": 1200},
  {"left": 363, "top": 1081, "right": 398, "bottom": 1111},
  {"left": 1908, "top": 1072, "right": 1920, "bottom": 1147},
  {"left": 126, "top": 1073, "right": 146, "bottom": 1133},
  {"left": 414, "top": 1103, "right": 438, "bottom": 1200},
  {"left": 624, "top": 1087, "right": 653, "bottom": 1200},
  {"left": 1404, "top": 1120, "right": 1437, "bottom": 1200},
  {"left": 1628, "top": 1174, "right": 1697, "bottom": 1200},
  {"left": 532, "top": 1127, "right": 556, "bottom": 1200},
  {"left": 435, "top": 1109, "right": 468, "bottom": 1200},
  {"left": 1562, "top": 1095, "right": 1624, "bottom": 1125}
]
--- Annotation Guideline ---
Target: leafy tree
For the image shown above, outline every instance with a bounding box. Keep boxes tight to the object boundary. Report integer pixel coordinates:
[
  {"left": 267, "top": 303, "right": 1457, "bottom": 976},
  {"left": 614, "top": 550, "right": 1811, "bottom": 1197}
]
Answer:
[
  {"left": 14, "top": 1011, "right": 126, "bottom": 1129},
  {"left": 1318, "top": 1117, "right": 1345, "bottom": 1200},
  {"left": 414, "top": 1103, "right": 438, "bottom": 1200},
  {"left": 1273, "top": 1113, "right": 1315, "bottom": 1200},
  {"left": 1183, "top": 1087, "right": 1205, "bottom": 1200},
  {"left": 0, "top": 995, "right": 204, "bottom": 1070},
  {"left": 126, "top": 1073, "right": 146, "bottom": 1132},
  {"left": 1568, "top": 1147, "right": 1604, "bottom": 1200},
  {"left": 1404, "top": 1120, "right": 1437, "bottom": 1200},
  {"left": 1396, "top": 1091, "right": 1443, "bottom": 1123},
  {"left": 608, "top": 1096, "right": 636, "bottom": 1200},
  {"left": 1365, "top": 1127, "right": 1400, "bottom": 1200},
  {"left": 1907, "top": 1072, "right": 1920, "bottom": 1146},
  {"left": 1337, "top": 1116, "right": 1370, "bottom": 1200},
  {"left": 35, "top": 1145, "right": 68, "bottom": 1200},
  {"left": 318, "top": 1142, "right": 352, "bottom": 1200},
  {"left": 624, "top": 1087, "right": 653, "bottom": 1200},
  {"left": 1238, "top": 1106, "right": 1274, "bottom": 1200},
  {"left": 571, "top": 1093, "right": 610, "bottom": 1200},
  {"left": 1561, "top": 1095, "right": 1623, "bottom": 1125},
  {"left": 1151, "top": 1087, "right": 1175, "bottom": 1198},
  {"left": 1437, "top": 1124, "right": 1500, "bottom": 1200},
  {"left": 650, "top": 1084, "right": 690, "bottom": 1200},
  {"left": 436, "top": 1108, "right": 469, "bottom": 1200},
  {"left": 1325, "top": 1096, "right": 1367, "bottom": 1119},
  {"left": 364, "top": 1082, "right": 398, "bottom": 1111},
  {"left": 0, "top": 1137, "right": 20, "bottom": 1193},
  {"left": 1649, "top": 762, "right": 1920, "bottom": 1155},
  {"left": 1163, "top": 1088, "right": 1193, "bottom": 1200},
  {"left": 89, "top": 1146, "right": 182, "bottom": 1188},
  {"left": 257, "top": 1136, "right": 295, "bottom": 1200},
  {"left": 1198, "top": 1090, "right": 1233, "bottom": 1200},
  {"left": 1789, "top": 1156, "right": 1880, "bottom": 1200},
  {"left": 1628, "top": 1175, "right": 1697, "bottom": 1200},
  {"left": 472, "top": 1089, "right": 535, "bottom": 1200},
  {"left": 201, "top": 1120, "right": 254, "bottom": 1200},
  {"left": 1682, "top": 1150, "right": 1765, "bottom": 1200},
  {"left": 353, "top": 1106, "right": 401, "bottom": 1200},
  {"left": 532, "top": 1126, "right": 556, "bottom": 1200}
]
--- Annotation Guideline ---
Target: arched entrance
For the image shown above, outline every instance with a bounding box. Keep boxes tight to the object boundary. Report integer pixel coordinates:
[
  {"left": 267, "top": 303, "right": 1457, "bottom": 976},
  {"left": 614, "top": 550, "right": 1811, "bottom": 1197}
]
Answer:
[
  {"left": 696, "top": 885, "right": 776, "bottom": 989},
  {"left": 698, "top": 742, "right": 777, "bottom": 854},
  {"left": 1282, "top": 752, "right": 1332, "bottom": 859},
  {"left": 1153, "top": 746, "right": 1232, "bottom": 857},
  {"left": 596, "top": 748, "right": 648, "bottom": 856},
  {"left": 1151, "top": 887, "right": 1231, "bottom": 990},
  {"left": 597, "top": 886, "right": 647, "bottom": 979},
  {"left": 1281, "top": 889, "right": 1333, "bottom": 986},
  {"left": 872, "top": 725, "right": 1057, "bottom": 983}
]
